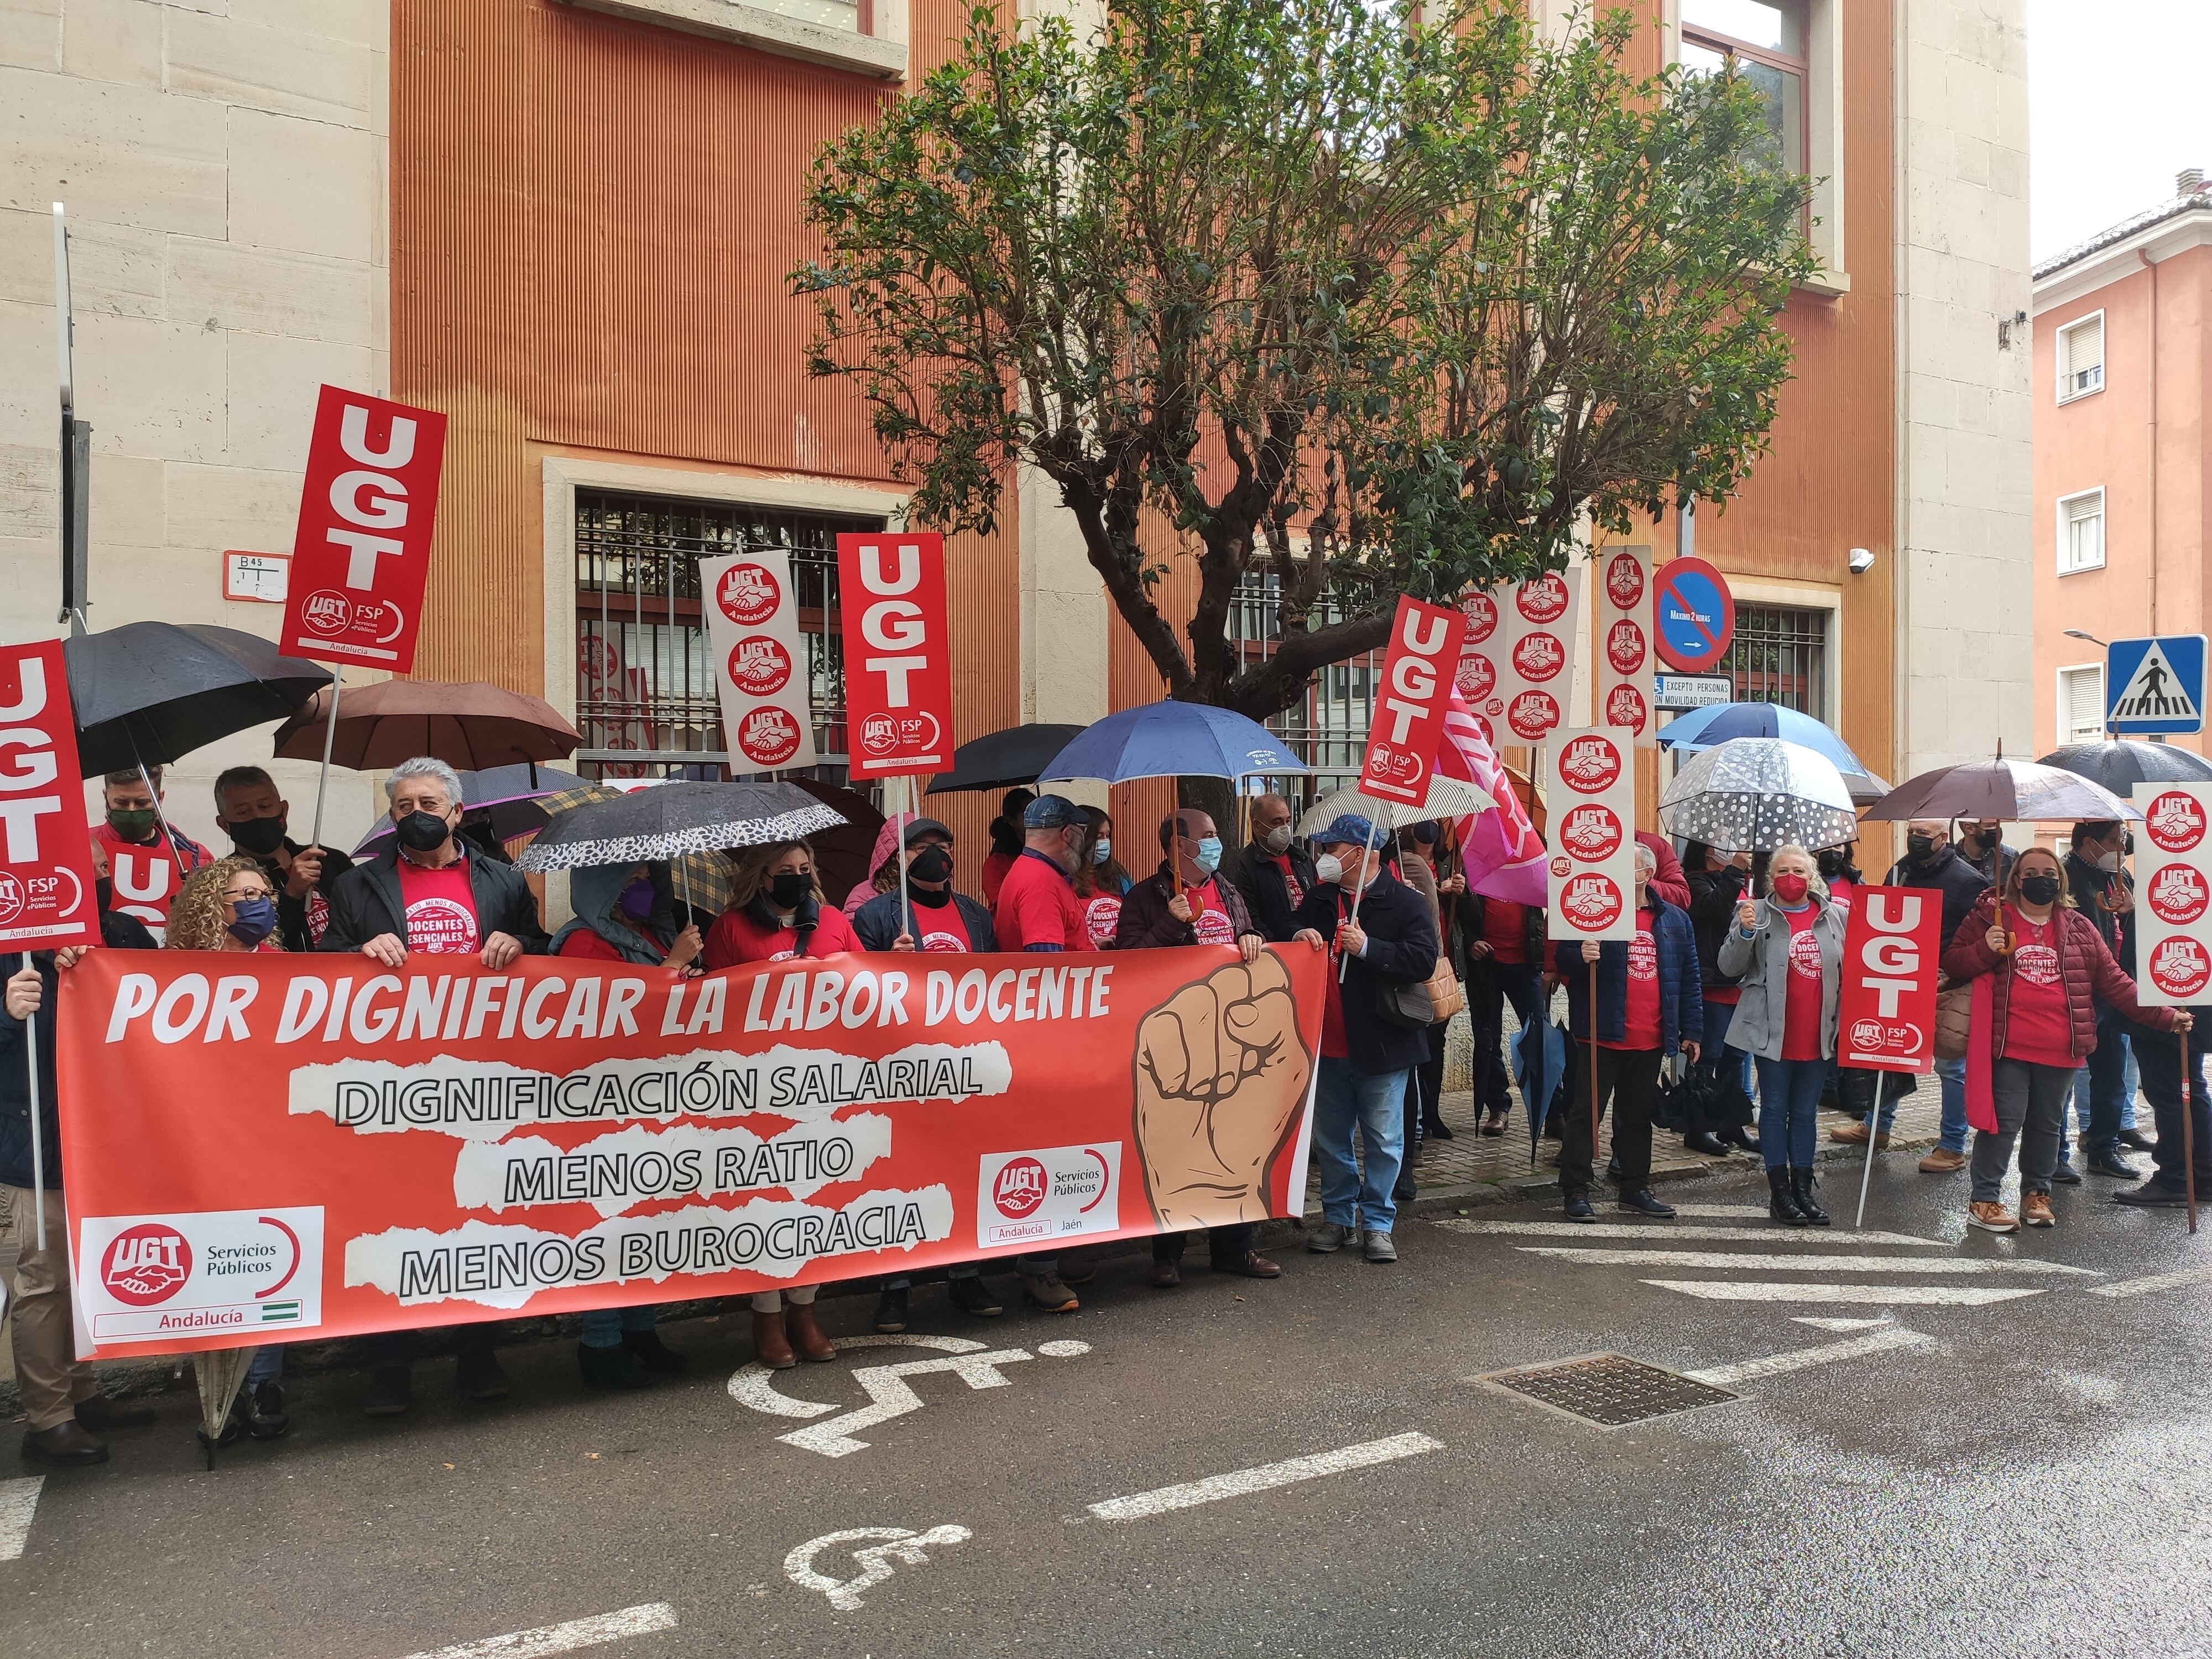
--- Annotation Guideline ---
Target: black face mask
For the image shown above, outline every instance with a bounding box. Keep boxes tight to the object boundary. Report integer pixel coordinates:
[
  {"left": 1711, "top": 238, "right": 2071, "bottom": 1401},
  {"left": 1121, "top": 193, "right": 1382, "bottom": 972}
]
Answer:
[
  {"left": 768, "top": 872, "right": 813, "bottom": 912},
  {"left": 1906, "top": 834, "right": 1939, "bottom": 862},
  {"left": 395, "top": 811, "right": 452, "bottom": 853},
  {"left": 2019, "top": 874, "right": 2062, "bottom": 906},
  {"left": 908, "top": 846, "right": 954, "bottom": 887},
  {"left": 228, "top": 815, "right": 286, "bottom": 857}
]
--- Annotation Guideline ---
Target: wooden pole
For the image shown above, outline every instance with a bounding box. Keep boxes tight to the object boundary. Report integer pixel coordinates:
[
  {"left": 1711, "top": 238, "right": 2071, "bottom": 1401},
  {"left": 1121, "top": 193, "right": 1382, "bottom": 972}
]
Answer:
[
  {"left": 2185, "top": 1028, "right": 2198, "bottom": 1237},
  {"left": 20, "top": 951, "right": 44, "bottom": 1251},
  {"left": 1589, "top": 957, "right": 1601, "bottom": 1163}
]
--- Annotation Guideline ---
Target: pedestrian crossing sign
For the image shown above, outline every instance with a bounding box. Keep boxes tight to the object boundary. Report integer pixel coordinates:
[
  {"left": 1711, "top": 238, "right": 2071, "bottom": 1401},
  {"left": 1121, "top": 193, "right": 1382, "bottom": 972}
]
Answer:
[{"left": 2106, "top": 635, "right": 2206, "bottom": 735}]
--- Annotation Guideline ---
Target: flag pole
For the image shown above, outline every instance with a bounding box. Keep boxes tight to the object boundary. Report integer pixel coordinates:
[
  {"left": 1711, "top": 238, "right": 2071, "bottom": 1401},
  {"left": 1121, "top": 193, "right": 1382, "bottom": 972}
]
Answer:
[
  {"left": 1854, "top": 1074, "right": 1882, "bottom": 1229},
  {"left": 309, "top": 669, "right": 341, "bottom": 852},
  {"left": 1339, "top": 809, "right": 1383, "bottom": 983},
  {"left": 2184, "top": 1027, "right": 2198, "bottom": 1237},
  {"left": 896, "top": 775, "right": 915, "bottom": 947},
  {"left": 19, "top": 952, "right": 44, "bottom": 1251},
  {"left": 1588, "top": 957, "right": 1600, "bottom": 1164}
]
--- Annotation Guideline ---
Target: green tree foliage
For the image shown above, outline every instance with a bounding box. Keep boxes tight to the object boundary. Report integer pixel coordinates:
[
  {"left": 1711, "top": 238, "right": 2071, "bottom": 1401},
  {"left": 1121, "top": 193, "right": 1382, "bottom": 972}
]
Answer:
[{"left": 797, "top": 0, "right": 1817, "bottom": 719}]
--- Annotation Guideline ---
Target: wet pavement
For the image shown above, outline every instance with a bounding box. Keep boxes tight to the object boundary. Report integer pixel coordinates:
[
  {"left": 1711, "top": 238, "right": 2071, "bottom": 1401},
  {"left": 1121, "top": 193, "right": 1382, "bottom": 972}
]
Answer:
[{"left": 4, "top": 1151, "right": 2208, "bottom": 1659}]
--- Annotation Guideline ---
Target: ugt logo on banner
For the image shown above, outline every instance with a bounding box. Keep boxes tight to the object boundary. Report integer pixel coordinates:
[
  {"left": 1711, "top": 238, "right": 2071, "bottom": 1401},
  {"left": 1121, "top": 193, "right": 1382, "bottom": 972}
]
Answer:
[
  {"left": 0, "top": 641, "right": 100, "bottom": 950},
  {"left": 1360, "top": 597, "right": 1469, "bottom": 806},
  {"left": 837, "top": 533, "right": 955, "bottom": 779},
  {"left": 279, "top": 386, "right": 448, "bottom": 674},
  {"left": 1834, "top": 886, "right": 1940, "bottom": 1071}
]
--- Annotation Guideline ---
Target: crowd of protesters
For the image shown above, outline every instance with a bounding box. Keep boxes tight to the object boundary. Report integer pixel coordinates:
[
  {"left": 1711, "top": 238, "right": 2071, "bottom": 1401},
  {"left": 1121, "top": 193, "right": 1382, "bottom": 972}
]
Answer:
[{"left": 6, "top": 764, "right": 2209, "bottom": 1469}]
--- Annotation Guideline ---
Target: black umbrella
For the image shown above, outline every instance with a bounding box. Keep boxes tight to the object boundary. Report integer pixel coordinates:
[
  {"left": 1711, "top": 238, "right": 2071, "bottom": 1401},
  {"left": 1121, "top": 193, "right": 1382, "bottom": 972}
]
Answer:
[
  {"left": 65, "top": 622, "right": 328, "bottom": 776},
  {"left": 351, "top": 764, "right": 588, "bottom": 855},
  {"left": 926, "top": 724, "right": 1085, "bottom": 795},
  {"left": 2037, "top": 739, "right": 2212, "bottom": 793},
  {"left": 513, "top": 781, "right": 848, "bottom": 871}
]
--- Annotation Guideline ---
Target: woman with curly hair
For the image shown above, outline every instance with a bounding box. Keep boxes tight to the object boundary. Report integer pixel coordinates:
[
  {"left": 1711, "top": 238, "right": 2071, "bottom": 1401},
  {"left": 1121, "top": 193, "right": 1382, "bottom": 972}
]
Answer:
[
  {"left": 165, "top": 855, "right": 285, "bottom": 954},
  {"left": 166, "top": 856, "right": 290, "bottom": 1443}
]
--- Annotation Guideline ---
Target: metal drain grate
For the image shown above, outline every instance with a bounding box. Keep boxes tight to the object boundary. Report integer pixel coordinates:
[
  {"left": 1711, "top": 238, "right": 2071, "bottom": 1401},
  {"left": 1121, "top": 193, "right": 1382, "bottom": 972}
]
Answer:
[{"left": 1480, "top": 1353, "right": 1737, "bottom": 1427}]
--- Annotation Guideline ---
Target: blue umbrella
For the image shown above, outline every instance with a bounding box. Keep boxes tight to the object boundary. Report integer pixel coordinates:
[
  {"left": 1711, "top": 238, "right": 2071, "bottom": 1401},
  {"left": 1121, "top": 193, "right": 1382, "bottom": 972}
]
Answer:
[
  {"left": 1657, "top": 701, "right": 1864, "bottom": 769},
  {"left": 1036, "top": 701, "right": 1311, "bottom": 784}
]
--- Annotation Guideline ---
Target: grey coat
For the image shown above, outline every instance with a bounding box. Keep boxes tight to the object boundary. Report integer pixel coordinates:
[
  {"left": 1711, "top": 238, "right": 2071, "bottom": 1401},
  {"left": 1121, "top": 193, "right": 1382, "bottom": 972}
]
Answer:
[{"left": 1714, "top": 891, "right": 1848, "bottom": 1061}]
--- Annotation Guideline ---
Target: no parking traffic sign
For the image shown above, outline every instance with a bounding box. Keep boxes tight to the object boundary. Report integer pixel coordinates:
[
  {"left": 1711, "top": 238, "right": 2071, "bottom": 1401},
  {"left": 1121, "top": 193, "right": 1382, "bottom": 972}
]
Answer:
[{"left": 1652, "top": 557, "right": 1736, "bottom": 674}]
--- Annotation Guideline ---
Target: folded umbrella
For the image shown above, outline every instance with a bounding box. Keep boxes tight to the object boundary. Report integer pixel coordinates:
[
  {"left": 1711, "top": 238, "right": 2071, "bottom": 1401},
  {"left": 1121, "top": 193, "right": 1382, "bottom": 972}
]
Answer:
[
  {"left": 1859, "top": 757, "right": 2141, "bottom": 824},
  {"left": 272, "top": 679, "right": 581, "bottom": 771},
  {"left": 2035, "top": 740, "right": 2212, "bottom": 794},
  {"left": 65, "top": 622, "right": 328, "bottom": 776},
  {"left": 927, "top": 724, "right": 1086, "bottom": 795},
  {"left": 1036, "top": 702, "right": 1310, "bottom": 784},
  {"left": 1296, "top": 776, "right": 1487, "bottom": 838},
  {"left": 1658, "top": 738, "right": 1858, "bottom": 852}
]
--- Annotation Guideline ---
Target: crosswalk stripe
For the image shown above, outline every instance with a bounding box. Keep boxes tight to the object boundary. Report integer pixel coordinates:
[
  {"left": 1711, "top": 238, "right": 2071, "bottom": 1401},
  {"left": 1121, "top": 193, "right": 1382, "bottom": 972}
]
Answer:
[
  {"left": 1517, "top": 1247, "right": 2092, "bottom": 1276},
  {"left": 1645, "top": 1281, "right": 2044, "bottom": 1306},
  {"left": 1667, "top": 1204, "right": 1783, "bottom": 1218},
  {"left": 1437, "top": 1220, "right": 1940, "bottom": 1247},
  {"left": 1793, "top": 1316, "right": 1892, "bottom": 1331},
  {"left": 2085, "top": 1263, "right": 2212, "bottom": 1299},
  {"left": 1086, "top": 1433, "right": 1444, "bottom": 1522},
  {"left": 1682, "top": 1328, "right": 1935, "bottom": 1386},
  {"left": 0, "top": 1477, "right": 41, "bottom": 1563},
  {"left": 399, "top": 1604, "right": 677, "bottom": 1659}
]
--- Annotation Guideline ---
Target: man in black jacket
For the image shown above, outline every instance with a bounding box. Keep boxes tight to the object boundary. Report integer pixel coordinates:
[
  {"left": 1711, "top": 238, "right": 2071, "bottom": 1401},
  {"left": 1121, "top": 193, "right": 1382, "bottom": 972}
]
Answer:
[
  {"left": 1881, "top": 819, "right": 1996, "bottom": 1173},
  {"left": 213, "top": 765, "right": 354, "bottom": 952},
  {"left": 318, "top": 757, "right": 547, "bottom": 967},
  {"left": 318, "top": 756, "right": 546, "bottom": 1415},
  {"left": 1291, "top": 815, "right": 1438, "bottom": 1265},
  {"left": 1235, "top": 794, "right": 1317, "bottom": 943},
  {"left": 4, "top": 914, "right": 161, "bottom": 1464}
]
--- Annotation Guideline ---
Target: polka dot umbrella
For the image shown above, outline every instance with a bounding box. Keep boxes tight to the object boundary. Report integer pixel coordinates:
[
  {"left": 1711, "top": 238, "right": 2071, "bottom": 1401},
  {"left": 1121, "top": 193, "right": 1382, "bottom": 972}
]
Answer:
[{"left": 1658, "top": 737, "right": 1859, "bottom": 853}]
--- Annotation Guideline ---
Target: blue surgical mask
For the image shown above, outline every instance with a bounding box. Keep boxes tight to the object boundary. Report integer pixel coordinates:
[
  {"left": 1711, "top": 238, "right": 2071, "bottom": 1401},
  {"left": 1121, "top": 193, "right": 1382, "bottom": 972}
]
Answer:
[
  {"left": 1193, "top": 836, "right": 1223, "bottom": 876},
  {"left": 1091, "top": 839, "right": 1112, "bottom": 865},
  {"left": 226, "top": 895, "right": 277, "bottom": 947}
]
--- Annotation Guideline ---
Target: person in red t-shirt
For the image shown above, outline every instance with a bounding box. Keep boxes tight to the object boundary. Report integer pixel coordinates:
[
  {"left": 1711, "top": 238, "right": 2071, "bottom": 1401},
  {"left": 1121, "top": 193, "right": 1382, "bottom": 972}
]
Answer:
[
  {"left": 981, "top": 789, "right": 1035, "bottom": 912},
  {"left": 1072, "top": 808, "right": 1133, "bottom": 950},
  {"left": 990, "top": 796, "right": 1089, "bottom": 956},
  {"left": 1715, "top": 846, "right": 1849, "bottom": 1225},
  {"left": 1941, "top": 846, "right": 2189, "bottom": 1234},
  {"left": 89, "top": 766, "right": 212, "bottom": 942}
]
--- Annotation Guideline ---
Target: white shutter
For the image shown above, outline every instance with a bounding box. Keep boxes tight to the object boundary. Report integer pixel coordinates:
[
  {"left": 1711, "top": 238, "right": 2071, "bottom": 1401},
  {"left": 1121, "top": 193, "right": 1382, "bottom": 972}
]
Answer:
[
  {"left": 2060, "top": 665, "right": 2105, "bottom": 744},
  {"left": 2059, "top": 314, "right": 2105, "bottom": 399}
]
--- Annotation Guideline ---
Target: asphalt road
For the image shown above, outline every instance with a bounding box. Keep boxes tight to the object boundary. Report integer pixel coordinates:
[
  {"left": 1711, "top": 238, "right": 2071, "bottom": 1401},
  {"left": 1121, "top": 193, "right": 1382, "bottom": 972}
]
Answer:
[{"left": 6, "top": 1154, "right": 2211, "bottom": 1659}]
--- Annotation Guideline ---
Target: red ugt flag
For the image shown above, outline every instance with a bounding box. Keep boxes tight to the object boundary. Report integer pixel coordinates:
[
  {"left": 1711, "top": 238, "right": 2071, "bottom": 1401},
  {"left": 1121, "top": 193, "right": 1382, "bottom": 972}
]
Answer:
[{"left": 1359, "top": 597, "right": 1468, "bottom": 807}]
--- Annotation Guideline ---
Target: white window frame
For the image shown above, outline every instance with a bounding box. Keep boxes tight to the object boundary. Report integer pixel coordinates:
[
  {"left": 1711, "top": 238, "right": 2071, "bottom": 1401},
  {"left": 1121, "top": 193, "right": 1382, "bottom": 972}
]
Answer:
[
  {"left": 2056, "top": 309, "right": 2106, "bottom": 404},
  {"left": 2056, "top": 661, "right": 2107, "bottom": 746},
  {"left": 2056, "top": 486, "right": 2106, "bottom": 576}
]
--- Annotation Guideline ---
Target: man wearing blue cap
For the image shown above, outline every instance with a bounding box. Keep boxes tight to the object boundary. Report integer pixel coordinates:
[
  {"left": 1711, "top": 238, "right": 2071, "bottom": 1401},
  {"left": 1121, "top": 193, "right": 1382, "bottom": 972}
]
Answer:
[{"left": 1291, "top": 815, "right": 1441, "bottom": 1263}]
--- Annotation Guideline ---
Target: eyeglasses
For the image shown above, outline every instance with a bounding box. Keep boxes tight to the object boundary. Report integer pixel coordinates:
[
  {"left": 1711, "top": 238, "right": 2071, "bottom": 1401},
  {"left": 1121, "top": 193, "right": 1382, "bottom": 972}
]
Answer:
[{"left": 222, "top": 888, "right": 269, "bottom": 905}]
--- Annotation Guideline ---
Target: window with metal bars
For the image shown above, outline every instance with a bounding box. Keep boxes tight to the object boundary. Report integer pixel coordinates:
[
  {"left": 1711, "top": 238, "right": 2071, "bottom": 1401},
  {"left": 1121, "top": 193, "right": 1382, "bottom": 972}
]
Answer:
[
  {"left": 1718, "top": 603, "right": 1828, "bottom": 718},
  {"left": 1225, "top": 571, "right": 1387, "bottom": 803},
  {"left": 573, "top": 489, "right": 884, "bottom": 782}
]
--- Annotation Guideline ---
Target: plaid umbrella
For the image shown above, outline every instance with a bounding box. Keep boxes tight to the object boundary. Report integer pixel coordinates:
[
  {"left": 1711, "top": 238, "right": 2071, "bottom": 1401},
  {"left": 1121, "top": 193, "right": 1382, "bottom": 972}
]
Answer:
[{"left": 1658, "top": 738, "right": 1858, "bottom": 852}]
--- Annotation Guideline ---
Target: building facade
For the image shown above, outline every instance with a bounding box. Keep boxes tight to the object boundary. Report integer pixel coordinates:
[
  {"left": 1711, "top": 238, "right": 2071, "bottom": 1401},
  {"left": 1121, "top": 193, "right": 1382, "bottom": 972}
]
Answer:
[
  {"left": 2032, "top": 173, "right": 2212, "bottom": 760},
  {"left": 1, "top": 0, "right": 2030, "bottom": 878}
]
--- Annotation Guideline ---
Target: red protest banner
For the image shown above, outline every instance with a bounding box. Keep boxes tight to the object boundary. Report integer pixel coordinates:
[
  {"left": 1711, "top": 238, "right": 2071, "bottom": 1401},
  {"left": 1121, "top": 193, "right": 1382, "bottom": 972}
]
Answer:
[
  {"left": 1835, "top": 884, "right": 1942, "bottom": 1071},
  {"left": 56, "top": 943, "right": 1326, "bottom": 1359},
  {"left": 1359, "top": 596, "right": 1468, "bottom": 806},
  {"left": 837, "top": 531, "right": 955, "bottom": 780},
  {"left": 0, "top": 641, "right": 100, "bottom": 951},
  {"left": 279, "top": 385, "right": 448, "bottom": 674}
]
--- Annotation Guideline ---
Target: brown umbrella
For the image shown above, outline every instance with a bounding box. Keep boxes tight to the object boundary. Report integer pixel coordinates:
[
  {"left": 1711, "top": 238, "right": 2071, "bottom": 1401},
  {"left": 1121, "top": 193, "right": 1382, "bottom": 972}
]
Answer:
[{"left": 272, "top": 679, "right": 580, "bottom": 771}]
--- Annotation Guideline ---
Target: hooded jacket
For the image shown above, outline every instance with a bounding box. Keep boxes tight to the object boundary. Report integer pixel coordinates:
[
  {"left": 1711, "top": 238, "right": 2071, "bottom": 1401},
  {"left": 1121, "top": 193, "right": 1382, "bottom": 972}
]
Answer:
[{"left": 550, "top": 863, "right": 682, "bottom": 964}]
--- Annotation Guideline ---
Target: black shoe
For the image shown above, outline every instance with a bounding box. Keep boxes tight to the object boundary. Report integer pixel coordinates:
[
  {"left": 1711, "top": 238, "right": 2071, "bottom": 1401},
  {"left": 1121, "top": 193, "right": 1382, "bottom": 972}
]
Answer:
[
  {"left": 2050, "top": 1159, "right": 2083, "bottom": 1186},
  {"left": 1683, "top": 1131, "right": 1730, "bottom": 1157},
  {"left": 21, "top": 1422, "right": 107, "bottom": 1465},
  {"left": 947, "top": 1275, "right": 1003, "bottom": 1317},
  {"left": 1790, "top": 1166, "right": 1830, "bottom": 1226},
  {"left": 2113, "top": 1181, "right": 2193, "bottom": 1208},
  {"left": 1721, "top": 1125, "right": 1760, "bottom": 1154},
  {"left": 1768, "top": 1167, "right": 1809, "bottom": 1227},
  {"left": 1605, "top": 1154, "right": 1621, "bottom": 1180},
  {"left": 1424, "top": 1120, "right": 1455, "bottom": 1141},
  {"left": 622, "top": 1329, "right": 688, "bottom": 1374},
  {"left": 1618, "top": 1188, "right": 1677, "bottom": 1217},
  {"left": 1563, "top": 1192, "right": 1597, "bottom": 1222},
  {"left": 1392, "top": 1178, "right": 1417, "bottom": 1204},
  {"left": 247, "top": 1380, "right": 290, "bottom": 1440},
  {"left": 73, "top": 1394, "right": 155, "bottom": 1431},
  {"left": 2117, "top": 1129, "right": 2158, "bottom": 1152},
  {"left": 2087, "top": 1151, "right": 2141, "bottom": 1180},
  {"left": 874, "top": 1286, "right": 910, "bottom": 1333},
  {"left": 577, "top": 1342, "right": 651, "bottom": 1390},
  {"left": 363, "top": 1365, "right": 414, "bottom": 1417},
  {"left": 455, "top": 1348, "right": 510, "bottom": 1402}
]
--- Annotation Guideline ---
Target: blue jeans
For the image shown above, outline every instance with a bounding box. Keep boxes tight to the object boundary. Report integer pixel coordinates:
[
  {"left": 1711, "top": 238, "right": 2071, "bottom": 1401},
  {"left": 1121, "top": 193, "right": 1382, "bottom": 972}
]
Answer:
[
  {"left": 1754, "top": 1055, "right": 1829, "bottom": 1170},
  {"left": 1313, "top": 1056, "right": 1411, "bottom": 1235},
  {"left": 246, "top": 1347, "right": 283, "bottom": 1386},
  {"left": 1704, "top": 997, "right": 1754, "bottom": 1102},
  {"left": 1877, "top": 1052, "right": 1966, "bottom": 1150},
  {"left": 2068, "top": 1037, "right": 2138, "bottom": 1152},
  {"left": 581, "top": 1305, "right": 659, "bottom": 1348}
]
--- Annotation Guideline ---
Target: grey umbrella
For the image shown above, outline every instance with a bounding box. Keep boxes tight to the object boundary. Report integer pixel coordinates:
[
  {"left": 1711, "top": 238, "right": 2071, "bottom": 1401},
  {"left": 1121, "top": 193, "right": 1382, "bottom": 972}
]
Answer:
[{"left": 1658, "top": 738, "right": 1859, "bottom": 852}]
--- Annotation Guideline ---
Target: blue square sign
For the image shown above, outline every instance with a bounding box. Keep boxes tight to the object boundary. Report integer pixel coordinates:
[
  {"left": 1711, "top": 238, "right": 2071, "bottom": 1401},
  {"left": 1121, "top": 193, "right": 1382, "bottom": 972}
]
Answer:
[{"left": 2106, "top": 635, "right": 2207, "bottom": 735}]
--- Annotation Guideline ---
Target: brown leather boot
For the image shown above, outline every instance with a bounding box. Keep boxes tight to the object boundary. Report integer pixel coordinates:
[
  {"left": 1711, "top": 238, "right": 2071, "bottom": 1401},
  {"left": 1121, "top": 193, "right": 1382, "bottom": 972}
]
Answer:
[
  {"left": 752, "top": 1310, "right": 796, "bottom": 1370},
  {"left": 785, "top": 1302, "right": 837, "bottom": 1363},
  {"left": 21, "top": 1420, "right": 108, "bottom": 1465}
]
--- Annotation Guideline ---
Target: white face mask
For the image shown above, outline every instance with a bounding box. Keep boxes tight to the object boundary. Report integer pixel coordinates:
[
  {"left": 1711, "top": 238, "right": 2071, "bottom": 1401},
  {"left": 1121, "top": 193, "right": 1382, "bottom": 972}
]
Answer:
[
  {"left": 2095, "top": 848, "right": 2120, "bottom": 873},
  {"left": 1316, "top": 852, "right": 1346, "bottom": 885},
  {"left": 1260, "top": 825, "right": 1293, "bottom": 856}
]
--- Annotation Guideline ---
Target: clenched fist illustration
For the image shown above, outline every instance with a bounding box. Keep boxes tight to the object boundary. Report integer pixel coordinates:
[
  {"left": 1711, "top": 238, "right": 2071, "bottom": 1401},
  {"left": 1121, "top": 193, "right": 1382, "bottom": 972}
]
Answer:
[{"left": 1133, "top": 950, "right": 1315, "bottom": 1230}]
